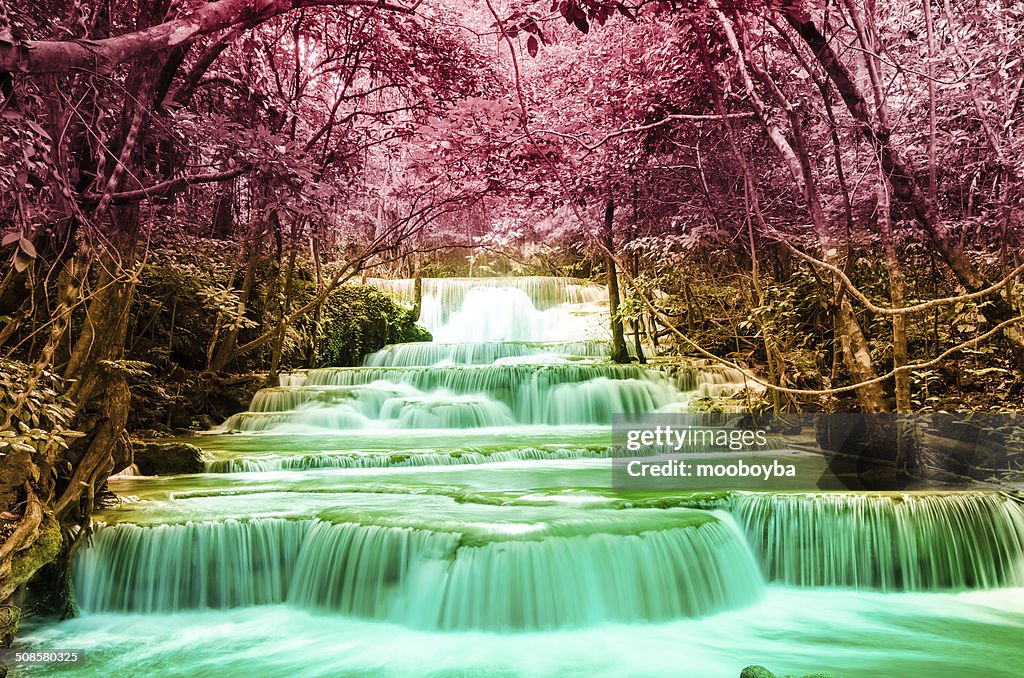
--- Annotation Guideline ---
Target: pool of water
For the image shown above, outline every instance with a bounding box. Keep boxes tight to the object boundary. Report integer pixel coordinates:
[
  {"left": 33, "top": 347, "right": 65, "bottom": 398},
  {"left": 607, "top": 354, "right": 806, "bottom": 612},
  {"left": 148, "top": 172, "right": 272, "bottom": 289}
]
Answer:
[{"left": 18, "top": 587, "right": 1024, "bottom": 677}]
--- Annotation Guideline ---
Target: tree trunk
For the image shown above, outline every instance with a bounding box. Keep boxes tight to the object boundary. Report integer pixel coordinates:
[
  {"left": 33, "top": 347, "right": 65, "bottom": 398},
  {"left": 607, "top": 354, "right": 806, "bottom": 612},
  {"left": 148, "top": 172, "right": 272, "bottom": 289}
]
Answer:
[
  {"left": 631, "top": 320, "right": 646, "bottom": 364},
  {"left": 0, "top": 0, "right": 415, "bottom": 74},
  {"left": 604, "top": 198, "right": 630, "bottom": 364},
  {"left": 58, "top": 240, "right": 136, "bottom": 521},
  {"left": 785, "top": 13, "right": 1024, "bottom": 368},
  {"left": 269, "top": 237, "right": 299, "bottom": 377},
  {"left": 210, "top": 180, "right": 235, "bottom": 239},
  {"left": 877, "top": 171, "right": 910, "bottom": 412},
  {"left": 412, "top": 267, "right": 423, "bottom": 322},
  {"left": 210, "top": 231, "right": 261, "bottom": 372}
]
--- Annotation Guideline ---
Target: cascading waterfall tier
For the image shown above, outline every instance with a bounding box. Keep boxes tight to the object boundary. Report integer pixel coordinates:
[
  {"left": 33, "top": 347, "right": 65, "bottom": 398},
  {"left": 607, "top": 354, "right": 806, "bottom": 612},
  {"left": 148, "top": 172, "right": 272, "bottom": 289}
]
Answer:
[
  {"left": 206, "top": 445, "right": 610, "bottom": 473},
  {"left": 75, "top": 490, "right": 1024, "bottom": 633},
  {"left": 211, "top": 277, "right": 754, "bottom": 435},
  {"left": 363, "top": 340, "right": 614, "bottom": 367},
  {"left": 732, "top": 492, "right": 1024, "bottom": 591},
  {"left": 283, "top": 363, "right": 714, "bottom": 390},
  {"left": 653, "top": 362, "right": 754, "bottom": 399},
  {"left": 220, "top": 365, "right": 687, "bottom": 431},
  {"left": 74, "top": 511, "right": 764, "bottom": 630},
  {"left": 367, "top": 277, "right": 610, "bottom": 342},
  {"left": 366, "top": 276, "right": 605, "bottom": 314}
]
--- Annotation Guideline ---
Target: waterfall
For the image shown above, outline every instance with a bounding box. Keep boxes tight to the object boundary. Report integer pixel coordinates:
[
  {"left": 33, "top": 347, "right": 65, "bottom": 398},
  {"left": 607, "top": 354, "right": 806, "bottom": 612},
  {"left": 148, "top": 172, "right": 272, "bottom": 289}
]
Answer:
[
  {"left": 208, "top": 277, "right": 759, "bottom": 435},
  {"left": 74, "top": 492, "right": 1024, "bottom": 630},
  {"left": 43, "top": 272, "right": 1024, "bottom": 678},
  {"left": 412, "top": 515, "right": 761, "bottom": 630},
  {"left": 74, "top": 519, "right": 308, "bottom": 613},
  {"left": 218, "top": 365, "right": 693, "bottom": 431},
  {"left": 732, "top": 492, "right": 1024, "bottom": 591},
  {"left": 74, "top": 512, "right": 763, "bottom": 630},
  {"left": 366, "top": 276, "right": 606, "bottom": 313},
  {"left": 425, "top": 287, "right": 608, "bottom": 342},
  {"left": 653, "top": 362, "right": 753, "bottom": 399},
  {"left": 367, "top": 277, "right": 609, "bottom": 343},
  {"left": 363, "top": 340, "right": 614, "bottom": 367},
  {"left": 378, "top": 394, "right": 516, "bottom": 429},
  {"left": 294, "top": 364, "right": 652, "bottom": 389},
  {"left": 205, "top": 446, "right": 611, "bottom": 473}
]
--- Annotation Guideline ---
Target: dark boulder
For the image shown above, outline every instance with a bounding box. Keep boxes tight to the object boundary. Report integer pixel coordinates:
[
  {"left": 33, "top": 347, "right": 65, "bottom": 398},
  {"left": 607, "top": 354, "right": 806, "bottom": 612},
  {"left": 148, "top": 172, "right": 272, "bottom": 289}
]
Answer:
[{"left": 131, "top": 441, "right": 207, "bottom": 476}]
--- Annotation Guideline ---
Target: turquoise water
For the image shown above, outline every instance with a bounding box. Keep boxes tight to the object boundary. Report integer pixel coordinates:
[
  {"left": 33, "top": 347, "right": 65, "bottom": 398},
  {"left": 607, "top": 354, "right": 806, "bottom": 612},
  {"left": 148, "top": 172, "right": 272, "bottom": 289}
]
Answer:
[
  {"left": 13, "top": 278, "right": 1024, "bottom": 677},
  {"left": 18, "top": 588, "right": 1024, "bottom": 677}
]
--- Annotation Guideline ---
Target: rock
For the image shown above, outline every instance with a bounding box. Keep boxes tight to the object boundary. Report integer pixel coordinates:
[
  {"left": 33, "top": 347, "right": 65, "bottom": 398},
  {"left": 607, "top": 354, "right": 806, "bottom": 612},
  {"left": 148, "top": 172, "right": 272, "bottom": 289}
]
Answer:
[
  {"left": 3, "top": 512, "right": 63, "bottom": 647},
  {"left": 0, "top": 603, "right": 20, "bottom": 651},
  {"left": 132, "top": 441, "right": 208, "bottom": 476},
  {"left": 740, "top": 668, "right": 835, "bottom": 678},
  {"left": 8, "top": 512, "right": 61, "bottom": 591}
]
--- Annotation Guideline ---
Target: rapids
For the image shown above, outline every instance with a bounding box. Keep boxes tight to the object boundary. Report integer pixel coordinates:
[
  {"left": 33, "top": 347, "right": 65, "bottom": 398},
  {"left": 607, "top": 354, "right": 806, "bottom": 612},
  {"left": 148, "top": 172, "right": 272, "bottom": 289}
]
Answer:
[{"left": 15, "top": 277, "right": 1024, "bottom": 678}]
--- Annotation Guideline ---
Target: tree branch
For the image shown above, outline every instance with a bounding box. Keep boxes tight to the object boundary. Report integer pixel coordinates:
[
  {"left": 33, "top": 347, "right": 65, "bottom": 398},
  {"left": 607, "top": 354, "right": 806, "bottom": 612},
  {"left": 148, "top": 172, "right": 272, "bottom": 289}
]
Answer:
[
  {"left": 527, "top": 112, "right": 757, "bottom": 153},
  {"left": 0, "top": 0, "right": 415, "bottom": 74},
  {"left": 82, "top": 165, "right": 251, "bottom": 204}
]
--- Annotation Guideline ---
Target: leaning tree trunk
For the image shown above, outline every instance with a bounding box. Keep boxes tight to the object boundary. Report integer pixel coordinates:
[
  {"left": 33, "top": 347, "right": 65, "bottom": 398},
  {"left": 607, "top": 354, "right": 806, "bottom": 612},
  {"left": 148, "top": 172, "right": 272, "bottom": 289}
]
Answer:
[
  {"left": 58, "top": 242, "right": 136, "bottom": 526},
  {"left": 7, "top": 44, "right": 156, "bottom": 630}
]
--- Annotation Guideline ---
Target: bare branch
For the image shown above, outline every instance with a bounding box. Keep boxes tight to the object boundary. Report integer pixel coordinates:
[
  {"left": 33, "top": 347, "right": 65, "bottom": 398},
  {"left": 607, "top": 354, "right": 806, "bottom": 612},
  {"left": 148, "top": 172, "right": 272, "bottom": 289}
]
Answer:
[{"left": 82, "top": 166, "right": 251, "bottom": 204}]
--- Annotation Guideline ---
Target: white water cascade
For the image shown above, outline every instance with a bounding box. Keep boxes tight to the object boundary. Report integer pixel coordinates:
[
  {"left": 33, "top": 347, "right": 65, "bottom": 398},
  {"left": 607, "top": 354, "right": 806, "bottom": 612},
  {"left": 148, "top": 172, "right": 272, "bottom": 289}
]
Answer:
[
  {"left": 731, "top": 492, "right": 1024, "bottom": 590},
  {"left": 48, "top": 275, "right": 1024, "bottom": 678},
  {"left": 74, "top": 511, "right": 764, "bottom": 630},
  {"left": 216, "top": 277, "right": 746, "bottom": 434},
  {"left": 367, "top": 277, "right": 608, "bottom": 342}
]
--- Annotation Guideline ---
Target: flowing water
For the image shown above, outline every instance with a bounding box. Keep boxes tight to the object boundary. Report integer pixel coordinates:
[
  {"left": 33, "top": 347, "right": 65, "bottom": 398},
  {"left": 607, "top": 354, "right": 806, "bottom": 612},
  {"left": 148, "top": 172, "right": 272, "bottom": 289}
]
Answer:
[{"left": 14, "top": 277, "right": 1024, "bottom": 677}]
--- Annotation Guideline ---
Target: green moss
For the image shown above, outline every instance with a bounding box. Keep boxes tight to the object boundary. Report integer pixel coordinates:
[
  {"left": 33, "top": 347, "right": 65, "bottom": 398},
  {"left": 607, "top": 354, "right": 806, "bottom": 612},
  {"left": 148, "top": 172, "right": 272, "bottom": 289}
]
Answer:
[
  {"left": 618, "top": 490, "right": 735, "bottom": 510},
  {"left": 0, "top": 603, "right": 20, "bottom": 648},
  {"left": 9, "top": 512, "right": 62, "bottom": 589}
]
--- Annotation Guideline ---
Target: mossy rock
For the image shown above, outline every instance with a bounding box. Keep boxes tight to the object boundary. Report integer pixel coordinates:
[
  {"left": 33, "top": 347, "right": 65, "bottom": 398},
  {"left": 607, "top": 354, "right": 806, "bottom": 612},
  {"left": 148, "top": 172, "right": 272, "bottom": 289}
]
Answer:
[
  {"left": 3, "top": 511, "right": 63, "bottom": 647},
  {"left": 0, "top": 603, "right": 20, "bottom": 649},
  {"left": 9, "top": 512, "right": 62, "bottom": 589},
  {"left": 132, "top": 441, "right": 208, "bottom": 475},
  {"left": 740, "top": 668, "right": 835, "bottom": 678},
  {"left": 691, "top": 396, "right": 725, "bottom": 413}
]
